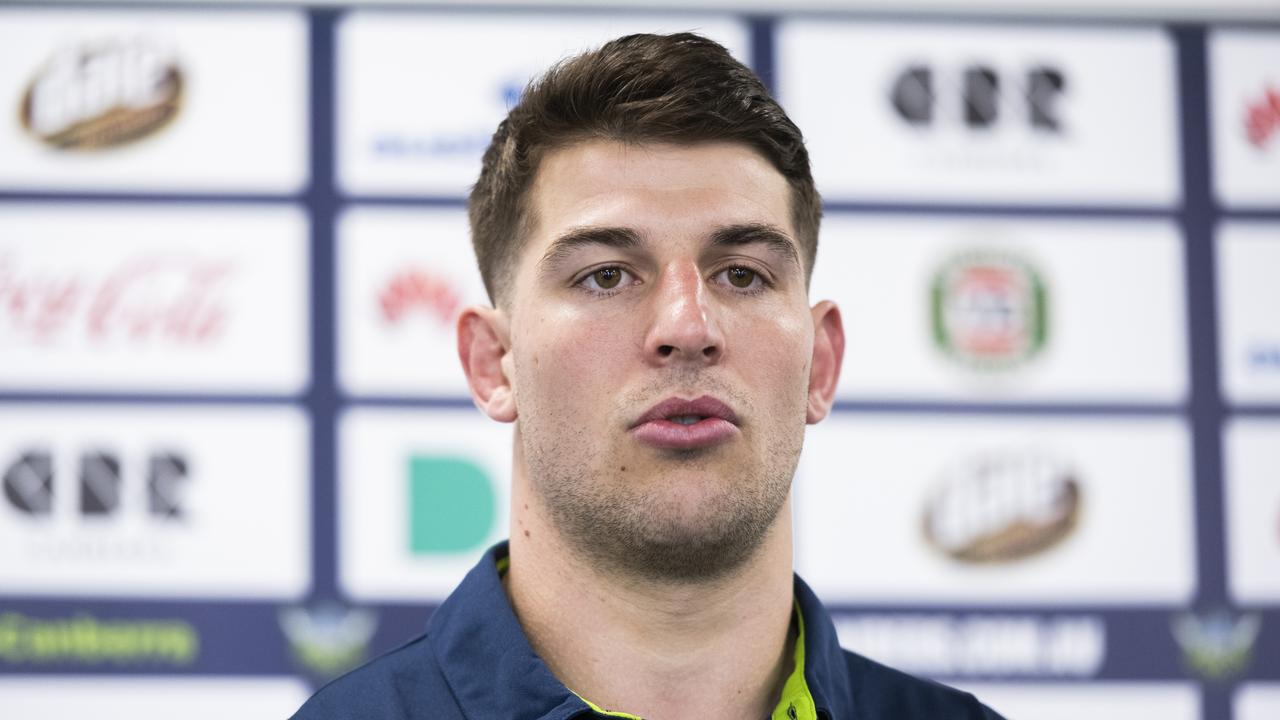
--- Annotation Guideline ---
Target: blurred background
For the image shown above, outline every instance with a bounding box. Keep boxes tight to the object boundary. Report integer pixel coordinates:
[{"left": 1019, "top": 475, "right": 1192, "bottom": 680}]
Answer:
[{"left": 0, "top": 0, "right": 1277, "bottom": 718}]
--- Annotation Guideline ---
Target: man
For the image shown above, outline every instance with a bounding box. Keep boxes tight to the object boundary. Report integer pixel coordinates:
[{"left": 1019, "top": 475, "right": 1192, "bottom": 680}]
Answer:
[{"left": 295, "top": 33, "right": 1005, "bottom": 720}]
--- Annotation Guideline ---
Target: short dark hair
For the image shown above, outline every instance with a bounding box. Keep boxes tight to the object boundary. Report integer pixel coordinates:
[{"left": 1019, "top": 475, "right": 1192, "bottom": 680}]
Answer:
[{"left": 468, "top": 32, "right": 821, "bottom": 305}]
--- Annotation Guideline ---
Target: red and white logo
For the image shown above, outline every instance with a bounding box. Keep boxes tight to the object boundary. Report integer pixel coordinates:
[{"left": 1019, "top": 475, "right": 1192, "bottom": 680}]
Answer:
[
  {"left": 0, "top": 252, "right": 233, "bottom": 347},
  {"left": 0, "top": 204, "right": 308, "bottom": 393},
  {"left": 1245, "top": 84, "right": 1280, "bottom": 149},
  {"left": 378, "top": 269, "right": 462, "bottom": 328},
  {"left": 1209, "top": 31, "right": 1280, "bottom": 207},
  {"left": 338, "top": 207, "right": 485, "bottom": 397}
]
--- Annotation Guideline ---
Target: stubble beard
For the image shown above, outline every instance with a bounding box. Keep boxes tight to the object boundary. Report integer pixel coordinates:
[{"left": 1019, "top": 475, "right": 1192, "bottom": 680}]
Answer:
[{"left": 519, "top": 382, "right": 805, "bottom": 585}]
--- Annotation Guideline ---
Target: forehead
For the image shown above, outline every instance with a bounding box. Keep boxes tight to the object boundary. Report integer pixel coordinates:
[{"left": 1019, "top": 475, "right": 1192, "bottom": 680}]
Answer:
[{"left": 525, "top": 140, "right": 794, "bottom": 255}]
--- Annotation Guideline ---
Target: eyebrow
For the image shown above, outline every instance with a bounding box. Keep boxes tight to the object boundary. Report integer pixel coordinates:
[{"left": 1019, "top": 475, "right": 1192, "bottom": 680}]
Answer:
[
  {"left": 707, "top": 223, "right": 801, "bottom": 269},
  {"left": 536, "top": 222, "right": 801, "bottom": 273},
  {"left": 538, "top": 226, "right": 642, "bottom": 271}
]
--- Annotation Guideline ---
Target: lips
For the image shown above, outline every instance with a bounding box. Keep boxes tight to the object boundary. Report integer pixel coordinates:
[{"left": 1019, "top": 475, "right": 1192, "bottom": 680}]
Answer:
[{"left": 629, "top": 395, "right": 739, "bottom": 450}]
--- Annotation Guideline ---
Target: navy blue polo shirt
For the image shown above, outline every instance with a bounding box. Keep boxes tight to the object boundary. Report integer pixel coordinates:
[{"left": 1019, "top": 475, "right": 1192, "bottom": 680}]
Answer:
[{"left": 292, "top": 542, "right": 1006, "bottom": 720}]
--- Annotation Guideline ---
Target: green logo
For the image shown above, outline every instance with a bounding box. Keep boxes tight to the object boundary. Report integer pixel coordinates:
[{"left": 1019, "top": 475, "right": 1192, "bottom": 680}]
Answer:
[
  {"left": 1172, "top": 610, "right": 1261, "bottom": 680},
  {"left": 0, "top": 613, "right": 198, "bottom": 666},
  {"left": 408, "top": 455, "right": 495, "bottom": 554},
  {"left": 279, "top": 603, "right": 377, "bottom": 681},
  {"left": 931, "top": 250, "right": 1048, "bottom": 371}
]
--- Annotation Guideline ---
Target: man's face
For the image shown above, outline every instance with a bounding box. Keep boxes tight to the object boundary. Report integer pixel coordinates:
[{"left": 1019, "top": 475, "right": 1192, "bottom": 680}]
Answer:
[{"left": 497, "top": 140, "right": 835, "bottom": 581}]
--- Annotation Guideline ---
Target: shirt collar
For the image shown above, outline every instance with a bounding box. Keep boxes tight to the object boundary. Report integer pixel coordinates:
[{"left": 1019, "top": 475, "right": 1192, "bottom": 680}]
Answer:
[
  {"left": 428, "top": 542, "right": 586, "bottom": 720},
  {"left": 427, "top": 542, "right": 852, "bottom": 720},
  {"left": 793, "top": 573, "right": 855, "bottom": 719}
]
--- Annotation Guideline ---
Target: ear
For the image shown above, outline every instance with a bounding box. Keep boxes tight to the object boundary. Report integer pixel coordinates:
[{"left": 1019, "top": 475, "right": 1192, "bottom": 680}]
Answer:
[
  {"left": 806, "top": 300, "right": 845, "bottom": 424},
  {"left": 457, "top": 305, "right": 517, "bottom": 423}
]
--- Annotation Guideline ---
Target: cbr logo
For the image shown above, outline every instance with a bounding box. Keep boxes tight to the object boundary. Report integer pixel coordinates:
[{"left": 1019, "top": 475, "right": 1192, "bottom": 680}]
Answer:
[
  {"left": 3, "top": 449, "right": 188, "bottom": 519},
  {"left": 891, "top": 63, "right": 1067, "bottom": 132}
]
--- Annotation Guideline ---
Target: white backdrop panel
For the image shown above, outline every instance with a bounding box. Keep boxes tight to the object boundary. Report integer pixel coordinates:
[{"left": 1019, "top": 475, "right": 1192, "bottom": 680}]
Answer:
[
  {"left": 959, "top": 682, "right": 1201, "bottom": 720},
  {"left": 0, "top": 203, "right": 310, "bottom": 394},
  {"left": 795, "top": 414, "right": 1195, "bottom": 604},
  {"left": 1209, "top": 29, "right": 1280, "bottom": 209},
  {"left": 338, "top": 11, "right": 750, "bottom": 196},
  {"left": 810, "top": 215, "right": 1187, "bottom": 403},
  {"left": 777, "top": 21, "right": 1180, "bottom": 205},
  {"left": 1217, "top": 221, "right": 1280, "bottom": 404},
  {"left": 1224, "top": 418, "right": 1280, "bottom": 604},
  {"left": 0, "top": 8, "right": 308, "bottom": 193},
  {"left": 0, "top": 405, "right": 311, "bottom": 599},
  {"left": 0, "top": 676, "right": 311, "bottom": 720},
  {"left": 339, "top": 407, "right": 512, "bottom": 602},
  {"left": 337, "top": 206, "right": 487, "bottom": 397}
]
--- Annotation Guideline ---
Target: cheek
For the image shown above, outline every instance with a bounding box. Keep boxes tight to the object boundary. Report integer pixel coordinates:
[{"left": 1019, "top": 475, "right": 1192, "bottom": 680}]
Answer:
[
  {"left": 514, "top": 309, "right": 630, "bottom": 410},
  {"left": 734, "top": 310, "right": 814, "bottom": 397}
]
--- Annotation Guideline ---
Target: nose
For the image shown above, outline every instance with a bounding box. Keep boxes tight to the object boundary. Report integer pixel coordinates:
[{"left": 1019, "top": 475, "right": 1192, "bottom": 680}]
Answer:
[{"left": 642, "top": 262, "right": 724, "bottom": 366}]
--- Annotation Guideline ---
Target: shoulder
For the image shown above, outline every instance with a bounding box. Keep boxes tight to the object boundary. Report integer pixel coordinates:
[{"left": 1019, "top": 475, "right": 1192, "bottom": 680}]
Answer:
[
  {"left": 842, "top": 649, "right": 1007, "bottom": 720},
  {"left": 289, "top": 633, "right": 464, "bottom": 720}
]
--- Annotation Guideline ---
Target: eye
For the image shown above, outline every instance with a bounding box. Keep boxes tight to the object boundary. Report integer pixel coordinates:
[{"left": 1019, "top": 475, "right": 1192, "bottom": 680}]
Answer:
[
  {"left": 578, "top": 266, "right": 632, "bottom": 293},
  {"left": 717, "top": 266, "right": 763, "bottom": 290},
  {"left": 725, "top": 267, "right": 756, "bottom": 288}
]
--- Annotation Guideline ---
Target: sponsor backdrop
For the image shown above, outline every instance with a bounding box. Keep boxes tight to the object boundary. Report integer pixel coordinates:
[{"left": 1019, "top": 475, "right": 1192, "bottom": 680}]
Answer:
[{"left": 0, "top": 2, "right": 1276, "bottom": 718}]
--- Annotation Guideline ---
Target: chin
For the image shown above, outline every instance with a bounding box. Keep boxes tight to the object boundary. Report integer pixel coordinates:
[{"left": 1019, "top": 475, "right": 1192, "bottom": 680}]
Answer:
[
  {"left": 584, "top": 488, "right": 785, "bottom": 583},
  {"left": 610, "top": 521, "right": 770, "bottom": 583}
]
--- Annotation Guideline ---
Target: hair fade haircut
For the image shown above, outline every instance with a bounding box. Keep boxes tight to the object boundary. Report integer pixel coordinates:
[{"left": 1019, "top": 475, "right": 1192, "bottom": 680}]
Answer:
[{"left": 468, "top": 32, "right": 821, "bottom": 305}]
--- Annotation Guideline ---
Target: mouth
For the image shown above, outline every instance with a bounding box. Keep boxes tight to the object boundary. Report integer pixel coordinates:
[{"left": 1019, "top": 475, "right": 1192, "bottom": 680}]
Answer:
[{"left": 629, "top": 396, "right": 740, "bottom": 450}]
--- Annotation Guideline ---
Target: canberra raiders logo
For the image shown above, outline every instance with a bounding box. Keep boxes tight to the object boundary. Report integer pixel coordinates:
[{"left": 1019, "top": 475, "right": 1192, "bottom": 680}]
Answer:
[{"left": 931, "top": 250, "right": 1048, "bottom": 370}]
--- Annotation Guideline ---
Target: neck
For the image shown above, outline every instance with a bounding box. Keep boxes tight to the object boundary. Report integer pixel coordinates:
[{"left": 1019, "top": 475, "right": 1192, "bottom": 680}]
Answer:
[{"left": 505, "top": 449, "right": 797, "bottom": 720}]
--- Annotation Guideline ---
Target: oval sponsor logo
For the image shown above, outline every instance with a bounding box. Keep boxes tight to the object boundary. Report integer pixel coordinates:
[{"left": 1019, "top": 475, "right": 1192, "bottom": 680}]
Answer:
[
  {"left": 20, "top": 38, "right": 183, "bottom": 151},
  {"left": 923, "top": 449, "right": 1081, "bottom": 563},
  {"left": 931, "top": 249, "right": 1049, "bottom": 371}
]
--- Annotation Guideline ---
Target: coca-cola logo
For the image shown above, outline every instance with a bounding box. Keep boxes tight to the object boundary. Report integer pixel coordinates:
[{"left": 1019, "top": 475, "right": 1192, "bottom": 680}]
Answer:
[
  {"left": 923, "top": 449, "right": 1081, "bottom": 564},
  {"left": 20, "top": 38, "right": 183, "bottom": 151},
  {"left": 1245, "top": 84, "right": 1280, "bottom": 149},
  {"left": 0, "top": 253, "right": 233, "bottom": 345},
  {"left": 379, "top": 269, "right": 462, "bottom": 327}
]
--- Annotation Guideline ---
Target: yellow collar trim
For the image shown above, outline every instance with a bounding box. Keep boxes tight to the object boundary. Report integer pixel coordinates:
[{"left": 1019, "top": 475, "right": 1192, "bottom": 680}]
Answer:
[
  {"left": 770, "top": 600, "right": 817, "bottom": 720},
  {"left": 577, "top": 695, "right": 646, "bottom": 720}
]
